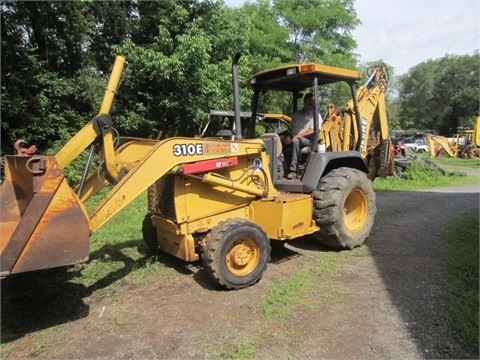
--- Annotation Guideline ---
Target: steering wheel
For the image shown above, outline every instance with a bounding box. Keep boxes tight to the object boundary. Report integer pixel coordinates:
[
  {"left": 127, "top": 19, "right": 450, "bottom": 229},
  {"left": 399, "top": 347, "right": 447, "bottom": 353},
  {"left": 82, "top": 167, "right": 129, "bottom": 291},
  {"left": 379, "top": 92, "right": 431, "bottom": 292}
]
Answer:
[{"left": 261, "top": 114, "right": 292, "bottom": 135}]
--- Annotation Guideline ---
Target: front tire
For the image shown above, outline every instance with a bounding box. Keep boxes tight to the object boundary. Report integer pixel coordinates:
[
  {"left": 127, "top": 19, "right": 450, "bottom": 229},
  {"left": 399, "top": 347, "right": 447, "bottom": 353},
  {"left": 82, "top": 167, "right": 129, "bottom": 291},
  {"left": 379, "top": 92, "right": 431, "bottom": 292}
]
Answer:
[
  {"left": 202, "top": 218, "right": 271, "bottom": 289},
  {"left": 313, "top": 168, "right": 376, "bottom": 249}
]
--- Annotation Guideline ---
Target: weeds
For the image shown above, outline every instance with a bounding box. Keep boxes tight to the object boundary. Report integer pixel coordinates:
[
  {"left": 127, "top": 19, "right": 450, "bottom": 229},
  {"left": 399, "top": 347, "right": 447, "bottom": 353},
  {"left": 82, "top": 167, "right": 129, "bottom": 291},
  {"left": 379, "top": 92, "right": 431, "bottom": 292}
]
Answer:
[
  {"left": 429, "top": 156, "right": 480, "bottom": 169},
  {"left": 202, "top": 336, "right": 259, "bottom": 359},
  {"left": 261, "top": 269, "right": 311, "bottom": 319},
  {"left": 218, "top": 339, "right": 258, "bottom": 359},
  {"left": 261, "top": 252, "right": 344, "bottom": 320},
  {"left": 444, "top": 211, "right": 479, "bottom": 355},
  {"left": 374, "top": 156, "right": 479, "bottom": 191}
]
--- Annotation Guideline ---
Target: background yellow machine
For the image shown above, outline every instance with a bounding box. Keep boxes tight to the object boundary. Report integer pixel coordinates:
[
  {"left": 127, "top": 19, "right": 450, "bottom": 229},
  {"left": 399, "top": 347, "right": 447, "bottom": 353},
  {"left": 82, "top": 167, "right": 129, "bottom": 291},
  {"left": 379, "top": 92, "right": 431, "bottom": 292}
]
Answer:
[
  {"left": 1, "top": 54, "right": 391, "bottom": 289},
  {"left": 426, "top": 117, "right": 480, "bottom": 159}
]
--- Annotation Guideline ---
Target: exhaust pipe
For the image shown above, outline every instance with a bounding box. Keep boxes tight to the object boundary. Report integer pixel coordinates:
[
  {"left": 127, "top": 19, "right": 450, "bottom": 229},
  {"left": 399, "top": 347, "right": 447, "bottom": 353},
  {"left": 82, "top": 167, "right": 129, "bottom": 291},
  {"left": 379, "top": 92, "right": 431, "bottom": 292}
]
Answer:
[{"left": 232, "top": 52, "right": 242, "bottom": 140}]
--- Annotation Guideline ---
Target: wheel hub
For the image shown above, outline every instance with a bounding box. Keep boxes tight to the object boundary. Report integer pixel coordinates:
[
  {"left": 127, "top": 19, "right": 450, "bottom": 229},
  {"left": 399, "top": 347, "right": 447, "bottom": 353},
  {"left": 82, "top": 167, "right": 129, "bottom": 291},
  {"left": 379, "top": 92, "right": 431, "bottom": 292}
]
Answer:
[
  {"left": 344, "top": 188, "right": 368, "bottom": 232},
  {"left": 225, "top": 237, "right": 261, "bottom": 276},
  {"left": 229, "top": 244, "right": 252, "bottom": 267}
]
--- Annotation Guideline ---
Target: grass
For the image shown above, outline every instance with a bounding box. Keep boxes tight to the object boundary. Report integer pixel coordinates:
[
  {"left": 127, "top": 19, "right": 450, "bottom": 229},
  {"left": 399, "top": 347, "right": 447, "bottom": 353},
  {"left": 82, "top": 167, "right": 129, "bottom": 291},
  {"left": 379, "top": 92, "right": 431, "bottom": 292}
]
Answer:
[
  {"left": 428, "top": 155, "right": 480, "bottom": 169},
  {"left": 261, "top": 251, "right": 343, "bottom": 320},
  {"left": 374, "top": 155, "right": 479, "bottom": 191},
  {"left": 218, "top": 339, "right": 259, "bottom": 359},
  {"left": 444, "top": 211, "right": 479, "bottom": 356},
  {"left": 203, "top": 337, "right": 259, "bottom": 360},
  {"left": 69, "top": 190, "right": 175, "bottom": 288},
  {"left": 261, "top": 269, "right": 311, "bottom": 319}
]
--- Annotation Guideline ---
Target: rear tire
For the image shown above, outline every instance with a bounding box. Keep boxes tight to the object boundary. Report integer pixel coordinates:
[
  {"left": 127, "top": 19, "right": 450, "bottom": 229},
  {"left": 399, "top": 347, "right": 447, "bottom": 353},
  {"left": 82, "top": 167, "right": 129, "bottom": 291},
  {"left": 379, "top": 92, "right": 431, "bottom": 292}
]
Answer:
[
  {"left": 313, "top": 168, "right": 376, "bottom": 249},
  {"left": 202, "top": 218, "right": 271, "bottom": 289}
]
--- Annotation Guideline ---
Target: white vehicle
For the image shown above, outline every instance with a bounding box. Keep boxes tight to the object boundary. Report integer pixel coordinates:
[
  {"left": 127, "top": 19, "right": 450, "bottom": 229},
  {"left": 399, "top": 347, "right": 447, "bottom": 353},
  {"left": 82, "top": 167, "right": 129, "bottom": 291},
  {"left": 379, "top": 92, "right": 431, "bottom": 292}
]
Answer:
[
  {"left": 406, "top": 139, "right": 428, "bottom": 152},
  {"left": 413, "top": 142, "right": 429, "bottom": 152}
]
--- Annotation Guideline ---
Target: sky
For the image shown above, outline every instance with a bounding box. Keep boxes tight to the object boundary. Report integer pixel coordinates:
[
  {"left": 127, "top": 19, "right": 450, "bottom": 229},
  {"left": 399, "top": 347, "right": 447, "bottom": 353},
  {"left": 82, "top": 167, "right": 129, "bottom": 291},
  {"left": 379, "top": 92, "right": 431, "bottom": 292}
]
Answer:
[{"left": 224, "top": 0, "right": 480, "bottom": 75}]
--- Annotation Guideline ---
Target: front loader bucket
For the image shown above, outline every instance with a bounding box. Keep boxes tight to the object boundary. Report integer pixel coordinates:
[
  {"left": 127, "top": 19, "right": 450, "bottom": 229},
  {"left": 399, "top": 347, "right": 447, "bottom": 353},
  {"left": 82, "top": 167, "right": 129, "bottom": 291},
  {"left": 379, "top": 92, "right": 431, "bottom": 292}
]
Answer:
[{"left": 0, "top": 155, "right": 91, "bottom": 277}]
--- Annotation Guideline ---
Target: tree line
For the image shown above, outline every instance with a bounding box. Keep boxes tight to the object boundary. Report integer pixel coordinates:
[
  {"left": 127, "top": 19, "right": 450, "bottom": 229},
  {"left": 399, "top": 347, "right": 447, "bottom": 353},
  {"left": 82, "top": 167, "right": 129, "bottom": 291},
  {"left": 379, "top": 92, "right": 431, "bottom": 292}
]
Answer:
[
  {"left": 1, "top": 0, "right": 478, "bottom": 156},
  {"left": 395, "top": 54, "right": 479, "bottom": 135}
]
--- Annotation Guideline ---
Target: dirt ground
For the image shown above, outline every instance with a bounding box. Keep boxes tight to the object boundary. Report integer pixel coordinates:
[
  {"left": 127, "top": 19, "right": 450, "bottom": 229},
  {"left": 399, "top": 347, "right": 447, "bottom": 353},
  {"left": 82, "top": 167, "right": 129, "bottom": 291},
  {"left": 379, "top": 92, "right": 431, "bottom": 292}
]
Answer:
[{"left": 1, "top": 166, "right": 479, "bottom": 359}]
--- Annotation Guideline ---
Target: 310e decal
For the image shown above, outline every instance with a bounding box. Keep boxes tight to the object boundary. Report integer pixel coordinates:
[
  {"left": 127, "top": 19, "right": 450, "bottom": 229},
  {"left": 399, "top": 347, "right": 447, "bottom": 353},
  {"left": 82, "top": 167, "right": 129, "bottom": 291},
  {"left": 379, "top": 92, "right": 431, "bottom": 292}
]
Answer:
[{"left": 172, "top": 142, "right": 238, "bottom": 156}]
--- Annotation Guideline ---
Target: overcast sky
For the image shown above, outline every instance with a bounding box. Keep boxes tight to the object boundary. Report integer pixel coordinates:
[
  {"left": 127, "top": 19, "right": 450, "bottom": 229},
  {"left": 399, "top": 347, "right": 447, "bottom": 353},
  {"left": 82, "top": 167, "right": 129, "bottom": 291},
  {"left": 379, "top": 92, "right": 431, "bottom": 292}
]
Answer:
[
  {"left": 224, "top": 0, "right": 480, "bottom": 75},
  {"left": 353, "top": 0, "right": 479, "bottom": 75}
]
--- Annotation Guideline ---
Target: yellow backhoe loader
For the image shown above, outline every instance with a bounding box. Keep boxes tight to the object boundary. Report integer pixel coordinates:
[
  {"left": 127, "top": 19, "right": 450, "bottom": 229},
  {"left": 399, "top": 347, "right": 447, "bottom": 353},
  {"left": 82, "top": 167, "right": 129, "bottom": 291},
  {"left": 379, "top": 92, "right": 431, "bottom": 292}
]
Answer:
[
  {"left": 317, "top": 64, "right": 395, "bottom": 178},
  {"left": 1, "top": 54, "right": 387, "bottom": 289},
  {"left": 426, "top": 117, "right": 480, "bottom": 158},
  {"left": 426, "top": 134, "right": 459, "bottom": 158}
]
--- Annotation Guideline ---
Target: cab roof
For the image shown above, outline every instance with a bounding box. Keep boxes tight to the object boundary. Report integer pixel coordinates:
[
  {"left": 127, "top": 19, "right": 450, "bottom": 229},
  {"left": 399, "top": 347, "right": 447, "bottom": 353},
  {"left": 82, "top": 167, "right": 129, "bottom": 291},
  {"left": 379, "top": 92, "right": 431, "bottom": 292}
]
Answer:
[{"left": 246, "top": 63, "right": 361, "bottom": 92}]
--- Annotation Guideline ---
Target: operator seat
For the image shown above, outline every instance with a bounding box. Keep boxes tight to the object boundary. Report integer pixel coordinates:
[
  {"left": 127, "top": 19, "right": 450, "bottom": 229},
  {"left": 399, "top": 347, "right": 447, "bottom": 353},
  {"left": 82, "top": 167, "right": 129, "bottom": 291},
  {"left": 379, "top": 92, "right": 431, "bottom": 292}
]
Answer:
[{"left": 260, "top": 133, "right": 284, "bottom": 181}]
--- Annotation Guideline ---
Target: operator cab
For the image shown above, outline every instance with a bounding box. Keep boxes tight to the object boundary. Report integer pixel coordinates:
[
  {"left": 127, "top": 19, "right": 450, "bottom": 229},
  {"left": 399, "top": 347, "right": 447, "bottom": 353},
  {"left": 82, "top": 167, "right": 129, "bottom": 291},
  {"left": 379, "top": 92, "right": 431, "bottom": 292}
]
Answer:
[
  {"left": 199, "top": 110, "right": 292, "bottom": 140},
  {"left": 244, "top": 63, "right": 365, "bottom": 192}
]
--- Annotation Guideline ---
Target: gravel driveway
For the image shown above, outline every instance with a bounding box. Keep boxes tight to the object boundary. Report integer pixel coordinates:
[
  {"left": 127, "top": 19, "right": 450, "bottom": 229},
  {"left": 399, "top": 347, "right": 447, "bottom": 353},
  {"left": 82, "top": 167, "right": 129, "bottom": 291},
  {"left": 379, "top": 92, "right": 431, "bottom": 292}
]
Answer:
[{"left": 1, "top": 169, "right": 479, "bottom": 359}]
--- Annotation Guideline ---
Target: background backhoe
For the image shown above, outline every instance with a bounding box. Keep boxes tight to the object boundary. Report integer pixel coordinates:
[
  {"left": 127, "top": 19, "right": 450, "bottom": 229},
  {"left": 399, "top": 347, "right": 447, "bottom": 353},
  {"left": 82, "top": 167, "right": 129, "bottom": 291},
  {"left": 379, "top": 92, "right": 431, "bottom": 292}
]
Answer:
[
  {"left": 1, "top": 54, "right": 390, "bottom": 289},
  {"left": 426, "top": 116, "right": 480, "bottom": 159}
]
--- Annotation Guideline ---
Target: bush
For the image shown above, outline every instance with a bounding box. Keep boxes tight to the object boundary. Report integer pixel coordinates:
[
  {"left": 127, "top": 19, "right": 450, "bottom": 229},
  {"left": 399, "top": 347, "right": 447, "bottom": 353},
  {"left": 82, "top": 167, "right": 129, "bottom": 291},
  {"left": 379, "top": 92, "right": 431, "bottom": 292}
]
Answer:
[{"left": 401, "top": 157, "right": 443, "bottom": 183}]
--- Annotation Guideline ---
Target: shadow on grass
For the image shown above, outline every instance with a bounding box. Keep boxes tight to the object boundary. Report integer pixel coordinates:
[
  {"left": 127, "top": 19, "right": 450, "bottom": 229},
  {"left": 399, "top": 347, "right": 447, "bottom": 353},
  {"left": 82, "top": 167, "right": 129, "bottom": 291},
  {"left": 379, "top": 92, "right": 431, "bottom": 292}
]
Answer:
[
  {"left": 1, "top": 267, "right": 89, "bottom": 343},
  {"left": 369, "top": 189, "right": 479, "bottom": 358},
  {"left": 2, "top": 234, "right": 323, "bottom": 341},
  {"left": 0, "top": 239, "right": 195, "bottom": 344},
  {"left": 1, "top": 234, "right": 328, "bottom": 340}
]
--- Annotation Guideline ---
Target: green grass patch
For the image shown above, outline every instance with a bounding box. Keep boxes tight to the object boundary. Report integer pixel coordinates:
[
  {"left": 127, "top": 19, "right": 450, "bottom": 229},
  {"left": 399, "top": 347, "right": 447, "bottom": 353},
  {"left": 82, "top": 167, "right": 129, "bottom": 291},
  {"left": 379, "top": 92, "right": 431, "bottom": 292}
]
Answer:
[
  {"left": 428, "top": 156, "right": 480, "bottom": 169},
  {"left": 203, "top": 337, "right": 259, "bottom": 360},
  {"left": 374, "top": 156, "right": 479, "bottom": 191},
  {"left": 218, "top": 339, "right": 259, "bottom": 359},
  {"left": 261, "top": 252, "right": 342, "bottom": 320},
  {"left": 70, "top": 191, "right": 173, "bottom": 288},
  {"left": 261, "top": 269, "right": 311, "bottom": 319},
  {"left": 88, "top": 192, "right": 146, "bottom": 253},
  {"left": 444, "top": 211, "right": 479, "bottom": 355}
]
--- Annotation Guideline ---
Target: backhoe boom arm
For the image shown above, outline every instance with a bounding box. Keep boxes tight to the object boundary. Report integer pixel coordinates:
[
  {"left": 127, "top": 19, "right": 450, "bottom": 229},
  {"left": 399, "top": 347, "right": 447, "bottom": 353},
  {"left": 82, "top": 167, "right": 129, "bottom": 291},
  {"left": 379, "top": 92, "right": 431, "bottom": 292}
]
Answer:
[{"left": 55, "top": 56, "right": 126, "bottom": 183}]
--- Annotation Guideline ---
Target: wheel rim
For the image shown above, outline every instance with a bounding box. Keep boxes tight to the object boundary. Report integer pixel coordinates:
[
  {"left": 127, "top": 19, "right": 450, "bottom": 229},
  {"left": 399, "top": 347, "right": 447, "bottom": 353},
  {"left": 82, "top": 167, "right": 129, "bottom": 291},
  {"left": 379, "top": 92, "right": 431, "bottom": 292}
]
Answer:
[
  {"left": 343, "top": 188, "right": 368, "bottom": 232},
  {"left": 225, "top": 236, "right": 261, "bottom": 276}
]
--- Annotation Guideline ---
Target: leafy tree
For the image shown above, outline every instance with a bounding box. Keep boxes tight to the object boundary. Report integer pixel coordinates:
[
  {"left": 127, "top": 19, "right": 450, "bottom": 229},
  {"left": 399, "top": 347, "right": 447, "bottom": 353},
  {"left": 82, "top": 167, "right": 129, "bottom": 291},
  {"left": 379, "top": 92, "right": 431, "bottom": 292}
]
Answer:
[
  {"left": 241, "top": 0, "right": 291, "bottom": 69},
  {"left": 272, "top": 0, "right": 359, "bottom": 68},
  {"left": 86, "top": 1, "right": 134, "bottom": 70},
  {"left": 1, "top": 0, "right": 364, "bottom": 158},
  {"left": 112, "top": 1, "right": 253, "bottom": 137},
  {"left": 2, "top": 2, "right": 85, "bottom": 153},
  {"left": 1, "top": 1, "right": 128, "bottom": 154},
  {"left": 398, "top": 53, "right": 480, "bottom": 135},
  {"left": 236, "top": 0, "right": 361, "bottom": 116},
  {"left": 13, "top": 2, "right": 93, "bottom": 75}
]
